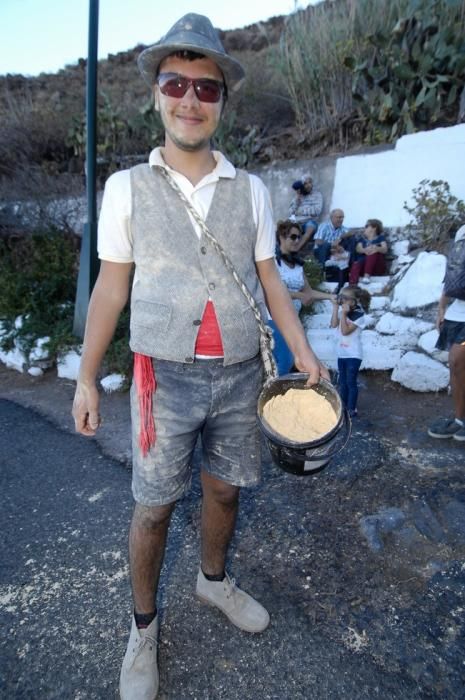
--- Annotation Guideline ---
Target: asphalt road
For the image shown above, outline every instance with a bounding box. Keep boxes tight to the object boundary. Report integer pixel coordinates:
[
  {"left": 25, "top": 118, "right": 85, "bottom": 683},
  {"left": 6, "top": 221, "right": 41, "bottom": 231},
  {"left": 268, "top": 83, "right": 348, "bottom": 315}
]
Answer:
[{"left": 0, "top": 398, "right": 455, "bottom": 699}]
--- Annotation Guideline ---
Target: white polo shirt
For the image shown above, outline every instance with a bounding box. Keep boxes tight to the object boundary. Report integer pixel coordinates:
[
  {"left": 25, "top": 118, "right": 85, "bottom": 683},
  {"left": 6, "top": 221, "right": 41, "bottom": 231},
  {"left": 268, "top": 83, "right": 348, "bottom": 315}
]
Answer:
[{"left": 98, "top": 147, "right": 276, "bottom": 263}]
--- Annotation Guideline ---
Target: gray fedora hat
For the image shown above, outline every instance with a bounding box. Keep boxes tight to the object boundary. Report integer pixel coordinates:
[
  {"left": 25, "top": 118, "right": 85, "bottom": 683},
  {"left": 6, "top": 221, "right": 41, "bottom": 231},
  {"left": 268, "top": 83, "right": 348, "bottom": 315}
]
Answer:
[{"left": 138, "top": 13, "right": 245, "bottom": 92}]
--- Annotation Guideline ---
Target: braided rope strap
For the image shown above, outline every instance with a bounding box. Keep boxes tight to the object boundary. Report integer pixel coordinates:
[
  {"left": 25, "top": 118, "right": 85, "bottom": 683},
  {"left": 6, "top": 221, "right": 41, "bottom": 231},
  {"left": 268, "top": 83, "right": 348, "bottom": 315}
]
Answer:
[{"left": 155, "top": 165, "right": 278, "bottom": 382}]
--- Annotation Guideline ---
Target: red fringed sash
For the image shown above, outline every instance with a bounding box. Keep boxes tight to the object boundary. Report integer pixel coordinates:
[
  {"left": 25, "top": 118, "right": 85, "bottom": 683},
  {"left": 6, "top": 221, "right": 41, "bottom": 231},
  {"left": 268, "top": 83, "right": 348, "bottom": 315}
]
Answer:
[{"left": 134, "top": 353, "right": 156, "bottom": 456}]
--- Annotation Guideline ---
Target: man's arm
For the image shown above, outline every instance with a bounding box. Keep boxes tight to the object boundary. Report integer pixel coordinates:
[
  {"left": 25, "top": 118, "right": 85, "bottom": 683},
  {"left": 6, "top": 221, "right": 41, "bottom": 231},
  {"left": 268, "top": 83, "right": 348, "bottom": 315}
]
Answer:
[
  {"left": 256, "top": 258, "right": 329, "bottom": 384},
  {"left": 288, "top": 196, "right": 300, "bottom": 217},
  {"left": 72, "top": 260, "right": 133, "bottom": 435},
  {"left": 313, "top": 222, "right": 327, "bottom": 246}
]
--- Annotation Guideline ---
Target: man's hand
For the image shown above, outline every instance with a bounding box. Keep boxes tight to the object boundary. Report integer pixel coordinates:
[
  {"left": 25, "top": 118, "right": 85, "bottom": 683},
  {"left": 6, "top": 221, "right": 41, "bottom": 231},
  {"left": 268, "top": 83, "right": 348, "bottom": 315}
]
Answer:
[
  {"left": 293, "top": 346, "right": 330, "bottom": 386},
  {"left": 72, "top": 381, "right": 101, "bottom": 436}
]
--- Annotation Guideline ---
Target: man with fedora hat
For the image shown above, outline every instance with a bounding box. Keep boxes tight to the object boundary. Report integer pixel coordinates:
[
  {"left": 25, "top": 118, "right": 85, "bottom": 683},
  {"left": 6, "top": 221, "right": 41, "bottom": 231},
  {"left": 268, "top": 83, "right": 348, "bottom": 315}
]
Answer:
[{"left": 72, "top": 13, "right": 327, "bottom": 699}]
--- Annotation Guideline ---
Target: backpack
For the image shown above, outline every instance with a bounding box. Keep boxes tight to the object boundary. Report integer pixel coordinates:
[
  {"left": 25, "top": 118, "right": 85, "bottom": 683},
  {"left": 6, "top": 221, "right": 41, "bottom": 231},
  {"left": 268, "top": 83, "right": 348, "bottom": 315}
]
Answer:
[{"left": 443, "top": 237, "right": 465, "bottom": 301}]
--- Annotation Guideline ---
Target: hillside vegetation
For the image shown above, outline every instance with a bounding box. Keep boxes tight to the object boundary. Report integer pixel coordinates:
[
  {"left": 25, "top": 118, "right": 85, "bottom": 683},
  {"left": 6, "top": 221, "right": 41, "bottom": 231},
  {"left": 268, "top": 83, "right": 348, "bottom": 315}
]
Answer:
[{"left": 0, "top": 0, "right": 464, "bottom": 201}]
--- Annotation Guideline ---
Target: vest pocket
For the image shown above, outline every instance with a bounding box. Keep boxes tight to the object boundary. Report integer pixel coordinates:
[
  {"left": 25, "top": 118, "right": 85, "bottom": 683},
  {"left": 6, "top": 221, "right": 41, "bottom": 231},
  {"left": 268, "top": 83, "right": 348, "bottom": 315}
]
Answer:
[{"left": 131, "top": 299, "right": 171, "bottom": 332}]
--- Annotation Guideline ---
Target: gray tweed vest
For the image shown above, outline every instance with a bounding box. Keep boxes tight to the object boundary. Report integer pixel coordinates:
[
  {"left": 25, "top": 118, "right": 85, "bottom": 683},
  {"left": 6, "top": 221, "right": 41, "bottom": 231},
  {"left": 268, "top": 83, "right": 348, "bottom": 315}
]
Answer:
[{"left": 129, "top": 164, "right": 268, "bottom": 366}]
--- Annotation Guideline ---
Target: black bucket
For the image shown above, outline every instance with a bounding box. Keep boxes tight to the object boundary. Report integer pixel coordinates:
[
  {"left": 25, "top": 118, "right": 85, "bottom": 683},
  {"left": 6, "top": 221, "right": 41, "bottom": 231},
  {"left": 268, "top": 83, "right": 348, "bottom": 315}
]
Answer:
[{"left": 257, "top": 374, "right": 351, "bottom": 476}]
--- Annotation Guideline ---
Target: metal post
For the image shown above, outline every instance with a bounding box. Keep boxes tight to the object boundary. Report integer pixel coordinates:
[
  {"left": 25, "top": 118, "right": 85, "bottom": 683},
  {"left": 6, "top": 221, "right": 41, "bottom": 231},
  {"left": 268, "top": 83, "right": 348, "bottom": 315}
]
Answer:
[{"left": 73, "top": 0, "right": 100, "bottom": 337}]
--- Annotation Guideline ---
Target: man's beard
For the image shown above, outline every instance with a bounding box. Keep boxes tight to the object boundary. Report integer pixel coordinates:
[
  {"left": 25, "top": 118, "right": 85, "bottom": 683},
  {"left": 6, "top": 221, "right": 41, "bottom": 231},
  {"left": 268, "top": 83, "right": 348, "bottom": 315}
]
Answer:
[{"left": 168, "top": 131, "right": 212, "bottom": 152}]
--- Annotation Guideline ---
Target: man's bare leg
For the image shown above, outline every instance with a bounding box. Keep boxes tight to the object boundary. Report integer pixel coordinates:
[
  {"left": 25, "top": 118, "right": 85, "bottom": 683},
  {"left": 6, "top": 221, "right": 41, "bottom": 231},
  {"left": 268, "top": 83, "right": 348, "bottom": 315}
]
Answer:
[
  {"left": 200, "top": 470, "right": 239, "bottom": 575},
  {"left": 129, "top": 502, "right": 175, "bottom": 613},
  {"left": 196, "top": 470, "right": 269, "bottom": 632},
  {"left": 449, "top": 343, "right": 465, "bottom": 420}
]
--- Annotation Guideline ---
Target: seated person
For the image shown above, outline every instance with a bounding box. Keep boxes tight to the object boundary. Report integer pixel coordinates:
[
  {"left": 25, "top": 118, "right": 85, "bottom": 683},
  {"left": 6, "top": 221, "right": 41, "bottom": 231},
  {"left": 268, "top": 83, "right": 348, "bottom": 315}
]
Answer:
[
  {"left": 313, "top": 208, "right": 351, "bottom": 266},
  {"left": 269, "top": 220, "right": 335, "bottom": 375},
  {"left": 325, "top": 241, "right": 350, "bottom": 293},
  {"left": 349, "top": 218, "right": 388, "bottom": 284},
  {"left": 288, "top": 175, "right": 323, "bottom": 253}
]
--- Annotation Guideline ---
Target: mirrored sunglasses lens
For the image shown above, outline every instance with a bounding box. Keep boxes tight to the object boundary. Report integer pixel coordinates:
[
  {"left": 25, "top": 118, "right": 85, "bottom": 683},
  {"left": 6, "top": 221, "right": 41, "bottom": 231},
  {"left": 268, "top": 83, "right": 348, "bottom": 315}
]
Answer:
[
  {"left": 194, "top": 80, "right": 222, "bottom": 102},
  {"left": 159, "top": 76, "right": 187, "bottom": 98}
]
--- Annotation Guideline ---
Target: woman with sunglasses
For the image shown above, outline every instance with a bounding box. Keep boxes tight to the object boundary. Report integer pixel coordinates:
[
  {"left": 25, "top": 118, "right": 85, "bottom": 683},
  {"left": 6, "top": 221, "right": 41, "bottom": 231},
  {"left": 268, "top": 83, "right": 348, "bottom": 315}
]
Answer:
[{"left": 269, "top": 219, "right": 336, "bottom": 375}]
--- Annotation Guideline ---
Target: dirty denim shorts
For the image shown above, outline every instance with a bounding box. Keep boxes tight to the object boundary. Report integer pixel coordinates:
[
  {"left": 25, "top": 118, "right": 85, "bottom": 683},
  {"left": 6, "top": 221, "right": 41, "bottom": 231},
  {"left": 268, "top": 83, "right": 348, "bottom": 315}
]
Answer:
[
  {"left": 130, "top": 354, "right": 264, "bottom": 506},
  {"left": 436, "top": 320, "right": 465, "bottom": 351}
]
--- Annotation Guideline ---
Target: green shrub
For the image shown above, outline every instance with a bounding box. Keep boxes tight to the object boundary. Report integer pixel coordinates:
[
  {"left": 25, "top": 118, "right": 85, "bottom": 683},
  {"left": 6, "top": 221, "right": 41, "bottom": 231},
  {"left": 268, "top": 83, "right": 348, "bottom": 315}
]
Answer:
[
  {"left": 403, "top": 179, "right": 465, "bottom": 250},
  {"left": 102, "top": 307, "right": 132, "bottom": 384},
  {"left": 299, "top": 257, "right": 325, "bottom": 318},
  {"left": 0, "top": 227, "right": 134, "bottom": 379},
  {"left": 276, "top": 0, "right": 465, "bottom": 145},
  {"left": 303, "top": 256, "right": 324, "bottom": 290},
  {"left": 346, "top": 0, "right": 465, "bottom": 143},
  {"left": 0, "top": 228, "right": 80, "bottom": 358}
]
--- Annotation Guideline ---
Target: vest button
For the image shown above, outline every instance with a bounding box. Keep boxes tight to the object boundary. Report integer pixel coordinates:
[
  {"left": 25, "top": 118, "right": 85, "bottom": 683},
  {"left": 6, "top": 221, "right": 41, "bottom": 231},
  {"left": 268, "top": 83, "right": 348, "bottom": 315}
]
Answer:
[
  {"left": 200, "top": 246, "right": 207, "bottom": 255},
  {"left": 185, "top": 356, "right": 194, "bottom": 363},
  {"left": 208, "top": 282, "right": 216, "bottom": 290},
  {"left": 193, "top": 319, "right": 201, "bottom": 326}
]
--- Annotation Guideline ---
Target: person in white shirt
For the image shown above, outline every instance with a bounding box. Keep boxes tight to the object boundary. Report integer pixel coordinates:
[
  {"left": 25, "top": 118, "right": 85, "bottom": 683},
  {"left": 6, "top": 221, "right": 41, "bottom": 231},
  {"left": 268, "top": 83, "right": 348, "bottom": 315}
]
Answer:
[
  {"left": 330, "top": 285, "right": 371, "bottom": 417},
  {"left": 71, "top": 13, "right": 328, "bottom": 700},
  {"left": 428, "top": 224, "right": 465, "bottom": 441},
  {"left": 270, "top": 219, "right": 335, "bottom": 374}
]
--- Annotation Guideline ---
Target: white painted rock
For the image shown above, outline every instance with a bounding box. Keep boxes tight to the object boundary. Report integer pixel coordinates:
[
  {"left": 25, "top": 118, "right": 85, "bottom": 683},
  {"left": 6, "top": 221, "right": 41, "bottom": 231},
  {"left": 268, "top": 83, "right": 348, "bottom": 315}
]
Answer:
[
  {"left": 29, "top": 336, "right": 51, "bottom": 362},
  {"left": 390, "top": 254, "right": 415, "bottom": 274},
  {"left": 392, "top": 240, "right": 410, "bottom": 256},
  {"left": 57, "top": 349, "right": 81, "bottom": 380},
  {"left": 28, "top": 366, "right": 44, "bottom": 377},
  {"left": 100, "top": 373, "right": 125, "bottom": 393},
  {"left": 391, "top": 251, "right": 446, "bottom": 311},
  {"left": 311, "top": 299, "right": 333, "bottom": 314},
  {"left": 369, "top": 296, "right": 390, "bottom": 313},
  {"left": 417, "top": 329, "right": 449, "bottom": 363},
  {"left": 0, "top": 346, "right": 26, "bottom": 372},
  {"left": 391, "top": 351, "right": 449, "bottom": 391},
  {"left": 360, "top": 331, "right": 404, "bottom": 370},
  {"left": 359, "top": 276, "right": 390, "bottom": 294},
  {"left": 375, "top": 312, "right": 433, "bottom": 340}
]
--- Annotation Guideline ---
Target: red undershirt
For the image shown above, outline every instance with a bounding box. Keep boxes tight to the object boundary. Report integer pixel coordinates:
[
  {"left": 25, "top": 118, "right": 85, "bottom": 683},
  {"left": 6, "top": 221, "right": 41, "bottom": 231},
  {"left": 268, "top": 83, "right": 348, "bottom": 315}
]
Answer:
[{"left": 194, "top": 300, "right": 224, "bottom": 356}]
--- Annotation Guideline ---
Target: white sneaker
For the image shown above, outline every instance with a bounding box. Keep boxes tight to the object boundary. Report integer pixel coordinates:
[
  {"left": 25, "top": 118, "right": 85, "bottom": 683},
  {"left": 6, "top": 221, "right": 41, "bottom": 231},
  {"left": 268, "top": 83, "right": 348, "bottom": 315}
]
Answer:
[
  {"left": 196, "top": 569, "right": 270, "bottom": 633},
  {"left": 120, "top": 615, "right": 159, "bottom": 700},
  {"left": 361, "top": 275, "right": 371, "bottom": 283}
]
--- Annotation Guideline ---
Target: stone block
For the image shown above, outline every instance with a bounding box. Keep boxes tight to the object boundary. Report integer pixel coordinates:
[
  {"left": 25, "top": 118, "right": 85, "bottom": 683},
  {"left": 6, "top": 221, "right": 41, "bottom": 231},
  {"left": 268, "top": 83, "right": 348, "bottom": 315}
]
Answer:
[
  {"left": 57, "top": 349, "right": 82, "bottom": 381},
  {"left": 360, "top": 330, "right": 403, "bottom": 370},
  {"left": 391, "top": 351, "right": 449, "bottom": 391},
  {"left": 391, "top": 252, "right": 446, "bottom": 311},
  {"left": 100, "top": 373, "right": 126, "bottom": 393}
]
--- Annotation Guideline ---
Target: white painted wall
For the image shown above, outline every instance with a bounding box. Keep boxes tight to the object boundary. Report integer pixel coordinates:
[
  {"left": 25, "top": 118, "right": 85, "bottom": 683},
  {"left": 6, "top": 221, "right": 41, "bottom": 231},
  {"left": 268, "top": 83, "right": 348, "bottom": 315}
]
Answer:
[{"left": 331, "top": 124, "right": 465, "bottom": 228}]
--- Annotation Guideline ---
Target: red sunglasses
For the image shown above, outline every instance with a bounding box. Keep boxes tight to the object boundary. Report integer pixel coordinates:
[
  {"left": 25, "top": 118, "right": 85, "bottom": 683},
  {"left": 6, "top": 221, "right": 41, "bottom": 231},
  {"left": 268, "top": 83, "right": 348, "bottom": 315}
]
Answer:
[{"left": 157, "top": 72, "right": 225, "bottom": 103}]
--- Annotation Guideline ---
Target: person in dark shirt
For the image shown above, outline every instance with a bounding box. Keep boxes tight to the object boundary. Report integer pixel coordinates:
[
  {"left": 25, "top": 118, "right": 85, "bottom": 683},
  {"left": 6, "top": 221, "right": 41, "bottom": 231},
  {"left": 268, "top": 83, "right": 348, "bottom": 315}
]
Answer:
[{"left": 349, "top": 218, "right": 387, "bottom": 284}]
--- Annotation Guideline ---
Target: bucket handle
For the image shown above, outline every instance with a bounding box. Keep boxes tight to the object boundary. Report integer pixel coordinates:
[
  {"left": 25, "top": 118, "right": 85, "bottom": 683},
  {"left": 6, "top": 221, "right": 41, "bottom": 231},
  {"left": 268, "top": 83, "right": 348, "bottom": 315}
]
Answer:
[{"left": 303, "top": 408, "right": 352, "bottom": 462}]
